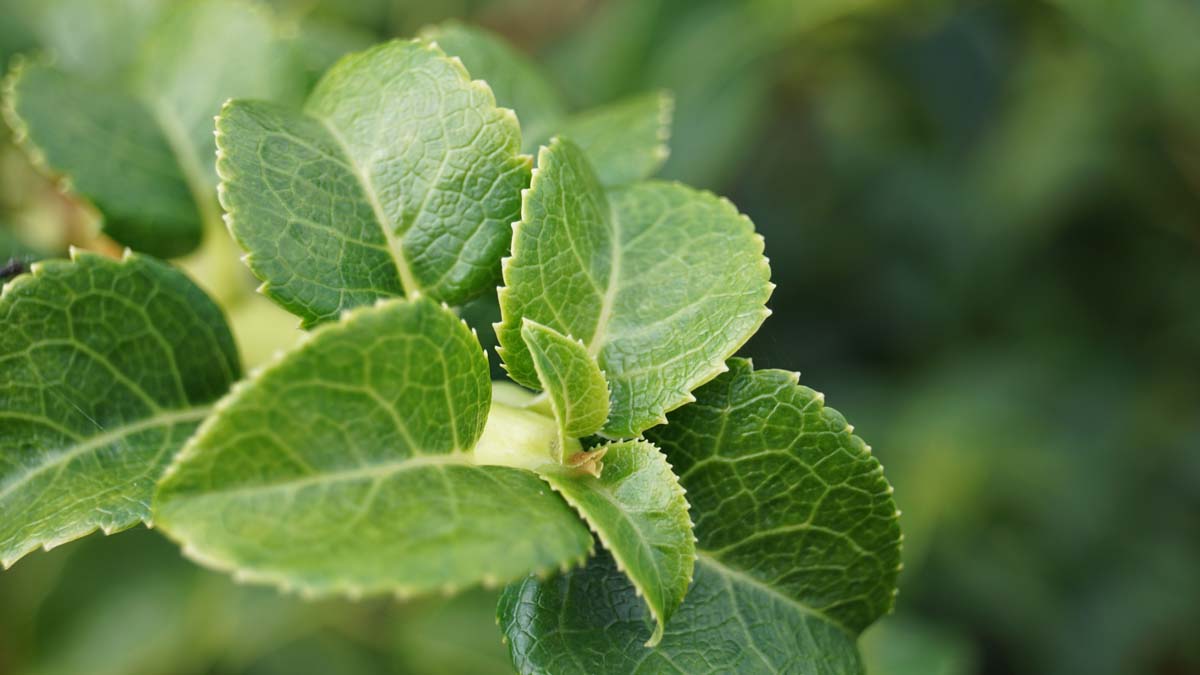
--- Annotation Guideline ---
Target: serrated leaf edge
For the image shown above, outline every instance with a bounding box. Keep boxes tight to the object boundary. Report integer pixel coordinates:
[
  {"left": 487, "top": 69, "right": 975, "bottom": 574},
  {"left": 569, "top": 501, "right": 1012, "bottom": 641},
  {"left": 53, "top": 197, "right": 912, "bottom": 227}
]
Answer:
[
  {"left": 0, "top": 54, "right": 105, "bottom": 243},
  {"left": 215, "top": 38, "right": 531, "bottom": 326},
  {"left": 695, "top": 358, "right": 903, "bottom": 627},
  {"left": 150, "top": 295, "right": 593, "bottom": 601},
  {"left": 652, "top": 89, "right": 674, "bottom": 166},
  {"left": 519, "top": 318, "right": 612, "bottom": 449},
  {"left": 495, "top": 138, "right": 774, "bottom": 430},
  {"left": 0, "top": 248, "right": 208, "bottom": 569},
  {"left": 535, "top": 439, "right": 696, "bottom": 647}
]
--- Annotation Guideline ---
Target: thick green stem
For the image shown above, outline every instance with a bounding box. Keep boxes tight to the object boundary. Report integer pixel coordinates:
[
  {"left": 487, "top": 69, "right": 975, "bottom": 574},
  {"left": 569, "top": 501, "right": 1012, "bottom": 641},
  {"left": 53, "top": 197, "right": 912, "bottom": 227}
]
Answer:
[{"left": 473, "top": 399, "right": 581, "bottom": 472}]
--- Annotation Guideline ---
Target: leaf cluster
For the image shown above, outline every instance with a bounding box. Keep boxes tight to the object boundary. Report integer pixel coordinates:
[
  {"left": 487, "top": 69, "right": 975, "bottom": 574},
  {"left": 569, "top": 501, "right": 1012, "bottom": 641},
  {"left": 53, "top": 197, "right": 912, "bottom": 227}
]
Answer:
[{"left": 0, "top": 9, "right": 901, "bottom": 672}]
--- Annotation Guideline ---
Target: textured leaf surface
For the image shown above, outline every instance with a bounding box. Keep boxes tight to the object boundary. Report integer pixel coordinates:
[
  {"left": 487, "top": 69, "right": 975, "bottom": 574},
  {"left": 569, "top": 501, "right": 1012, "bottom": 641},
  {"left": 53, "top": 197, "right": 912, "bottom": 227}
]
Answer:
[
  {"left": 420, "top": 22, "right": 566, "bottom": 151},
  {"left": 536, "top": 440, "right": 694, "bottom": 647},
  {"left": 498, "top": 359, "right": 902, "bottom": 673},
  {"left": 500, "top": 552, "right": 864, "bottom": 675},
  {"left": 497, "top": 139, "right": 772, "bottom": 437},
  {"left": 217, "top": 39, "right": 531, "bottom": 325},
  {"left": 648, "top": 359, "right": 902, "bottom": 633},
  {"left": 1, "top": 1, "right": 300, "bottom": 257},
  {"left": 551, "top": 91, "right": 672, "bottom": 187},
  {"left": 0, "top": 251, "right": 240, "bottom": 568},
  {"left": 154, "top": 297, "right": 593, "bottom": 596},
  {"left": 521, "top": 320, "right": 609, "bottom": 442}
]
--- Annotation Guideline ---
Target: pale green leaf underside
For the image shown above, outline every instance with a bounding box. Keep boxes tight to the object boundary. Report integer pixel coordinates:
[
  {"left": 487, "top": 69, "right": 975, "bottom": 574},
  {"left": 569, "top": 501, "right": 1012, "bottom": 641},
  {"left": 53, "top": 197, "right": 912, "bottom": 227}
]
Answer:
[
  {"left": 154, "top": 297, "right": 593, "bottom": 596},
  {"left": 545, "top": 91, "right": 673, "bottom": 187},
  {"left": 217, "top": 39, "right": 531, "bottom": 326},
  {"left": 535, "top": 440, "right": 694, "bottom": 647},
  {"left": 420, "top": 23, "right": 670, "bottom": 185},
  {"left": 498, "top": 360, "right": 901, "bottom": 673},
  {"left": 499, "top": 552, "right": 864, "bottom": 675},
  {"left": 521, "top": 320, "right": 609, "bottom": 441},
  {"left": 0, "top": 251, "right": 240, "bottom": 568},
  {"left": 1, "top": 0, "right": 300, "bottom": 258},
  {"left": 497, "top": 139, "right": 772, "bottom": 437}
]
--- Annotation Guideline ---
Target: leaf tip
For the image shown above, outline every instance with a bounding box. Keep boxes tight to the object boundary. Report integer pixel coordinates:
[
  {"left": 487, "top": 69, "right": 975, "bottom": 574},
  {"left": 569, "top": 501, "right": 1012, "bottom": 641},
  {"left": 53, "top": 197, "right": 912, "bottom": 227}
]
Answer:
[{"left": 645, "top": 623, "right": 665, "bottom": 648}]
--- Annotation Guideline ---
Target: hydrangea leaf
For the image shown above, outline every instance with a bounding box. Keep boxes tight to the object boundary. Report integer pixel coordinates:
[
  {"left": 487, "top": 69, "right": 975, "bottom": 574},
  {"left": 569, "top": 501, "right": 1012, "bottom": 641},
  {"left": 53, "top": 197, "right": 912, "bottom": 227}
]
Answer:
[
  {"left": 535, "top": 440, "right": 694, "bottom": 647},
  {"left": 648, "top": 359, "right": 903, "bottom": 633},
  {"left": 1, "top": 0, "right": 302, "bottom": 258},
  {"left": 3, "top": 60, "right": 201, "bottom": 257},
  {"left": 548, "top": 91, "right": 673, "bottom": 187},
  {"left": 496, "top": 139, "right": 772, "bottom": 437},
  {"left": 419, "top": 21, "right": 566, "bottom": 152},
  {"left": 499, "top": 552, "right": 865, "bottom": 675},
  {"left": 520, "top": 319, "right": 609, "bottom": 444},
  {"left": 153, "top": 297, "right": 593, "bottom": 597},
  {"left": 498, "top": 359, "right": 902, "bottom": 673},
  {"left": 217, "top": 39, "right": 532, "bottom": 326},
  {"left": 421, "top": 23, "right": 671, "bottom": 185},
  {"left": 0, "top": 250, "right": 240, "bottom": 569}
]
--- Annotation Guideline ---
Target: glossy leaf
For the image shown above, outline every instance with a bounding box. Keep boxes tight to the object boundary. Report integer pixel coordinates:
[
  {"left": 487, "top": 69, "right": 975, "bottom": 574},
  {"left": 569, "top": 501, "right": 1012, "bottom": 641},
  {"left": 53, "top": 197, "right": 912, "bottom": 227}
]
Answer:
[
  {"left": 154, "top": 297, "right": 593, "bottom": 597},
  {"left": 217, "top": 39, "right": 531, "bottom": 325},
  {"left": 498, "top": 359, "right": 902, "bottom": 673},
  {"left": 520, "top": 319, "right": 609, "bottom": 443},
  {"left": 0, "top": 250, "right": 240, "bottom": 568},
  {"left": 535, "top": 440, "right": 694, "bottom": 647},
  {"left": 1, "top": 0, "right": 301, "bottom": 257},
  {"left": 497, "top": 139, "right": 772, "bottom": 437}
]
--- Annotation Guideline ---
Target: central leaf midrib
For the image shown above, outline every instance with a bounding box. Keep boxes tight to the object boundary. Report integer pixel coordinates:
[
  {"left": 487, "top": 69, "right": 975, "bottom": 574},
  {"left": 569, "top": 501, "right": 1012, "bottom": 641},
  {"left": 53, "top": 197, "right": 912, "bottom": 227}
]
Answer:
[
  {"left": 587, "top": 200, "right": 621, "bottom": 358},
  {"left": 695, "top": 551, "right": 855, "bottom": 637},
  {"left": 168, "top": 452, "right": 475, "bottom": 501},
  {"left": 314, "top": 114, "right": 421, "bottom": 297},
  {"left": 0, "top": 406, "right": 214, "bottom": 501},
  {"left": 551, "top": 469, "right": 668, "bottom": 605}
]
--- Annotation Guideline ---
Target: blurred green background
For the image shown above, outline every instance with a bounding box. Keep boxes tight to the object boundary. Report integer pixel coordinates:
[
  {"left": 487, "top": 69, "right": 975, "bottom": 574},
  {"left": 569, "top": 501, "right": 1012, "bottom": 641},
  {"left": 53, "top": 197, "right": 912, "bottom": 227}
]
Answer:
[{"left": 2, "top": 1, "right": 1198, "bottom": 673}]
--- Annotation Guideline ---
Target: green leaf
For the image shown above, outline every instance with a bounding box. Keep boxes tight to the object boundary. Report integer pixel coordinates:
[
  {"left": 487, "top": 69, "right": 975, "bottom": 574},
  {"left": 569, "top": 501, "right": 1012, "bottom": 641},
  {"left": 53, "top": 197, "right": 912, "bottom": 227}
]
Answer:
[
  {"left": 496, "top": 139, "right": 772, "bottom": 437},
  {"left": 3, "top": 60, "right": 201, "bottom": 257},
  {"left": 420, "top": 23, "right": 671, "bottom": 185},
  {"left": 520, "top": 320, "right": 609, "bottom": 443},
  {"left": 217, "top": 39, "right": 532, "bottom": 326},
  {"left": 497, "top": 359, "right": 902, "bottom": 673},
  {"left": 0, "top": 250, "right": 240, "bottom": 568},
  {"left": 535, "top": 440, "right": 694, "bottom": 647},
  {"left": 1, "top": 0, "right": 301, "bottom": 257},
  {"left": 500, "top": 552, "right": 865, "bottom": 675},
  {"left": 552, "top": 91, "right": 673, "bottom": 187},
  {"left": 648, "top": 359, "right": 902, "bottom": 632},
  {"left": 153, "top": 297, "right": 593, "bottom": 597},
  {"left": 419, "top": 22, "right": 566, "bottom": 152}
]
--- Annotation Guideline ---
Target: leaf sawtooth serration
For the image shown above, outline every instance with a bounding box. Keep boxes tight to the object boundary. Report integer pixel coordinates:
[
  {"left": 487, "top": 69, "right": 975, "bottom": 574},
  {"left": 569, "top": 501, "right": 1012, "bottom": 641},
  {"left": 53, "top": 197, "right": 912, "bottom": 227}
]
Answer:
[
  {"left": 497, "top": 359, "right": 902, "bottom": 673},
  {"left": 0, "top": 250, "right": 240, "bottom": 568},
  {"left": 216, "top": 39, "right": 532, "bottom": 326},
  {"left": 153, "top": 296, "right": 594, "bottom": 599},
  {"left": 496, "top": 137, "right": 772, "bottom": 437}
]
